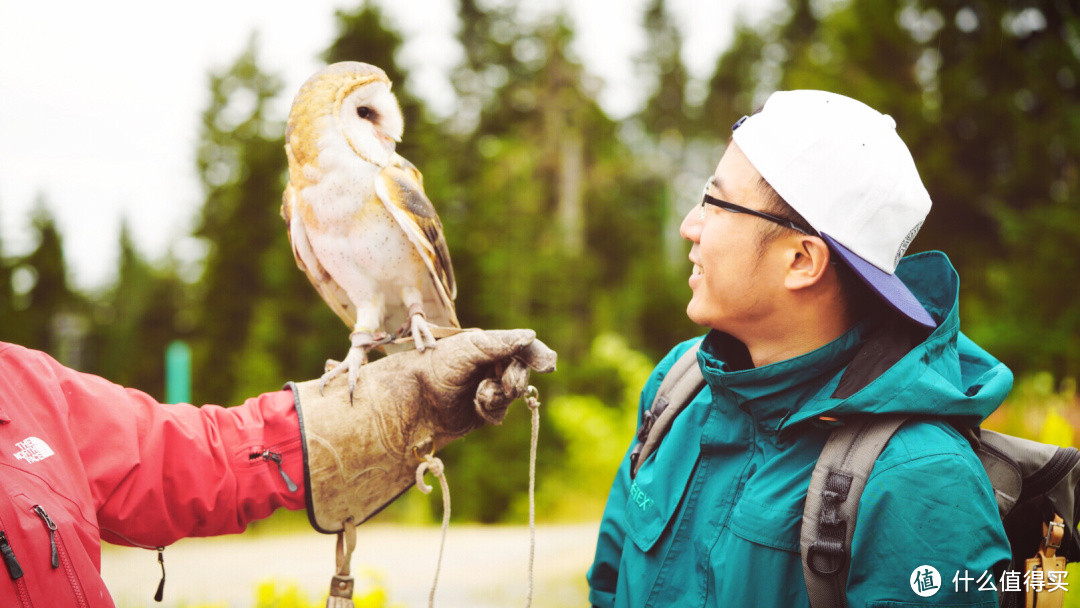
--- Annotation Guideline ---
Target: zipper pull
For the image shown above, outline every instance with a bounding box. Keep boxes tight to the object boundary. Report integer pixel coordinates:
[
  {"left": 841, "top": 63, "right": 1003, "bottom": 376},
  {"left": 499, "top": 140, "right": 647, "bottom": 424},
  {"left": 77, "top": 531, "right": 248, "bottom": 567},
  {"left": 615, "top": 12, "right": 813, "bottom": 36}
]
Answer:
[
  {"left": 32, "top": 505, "right": 59, "bottom": 568},
  {"left": 252, "top": 449, "right": 299, "bottom": 492},
  {"left": 154, "top": 546, "right": 165, "bottom": 602},
  {"left": 0, "top": 532, "right": 24, "bottom": 580}
]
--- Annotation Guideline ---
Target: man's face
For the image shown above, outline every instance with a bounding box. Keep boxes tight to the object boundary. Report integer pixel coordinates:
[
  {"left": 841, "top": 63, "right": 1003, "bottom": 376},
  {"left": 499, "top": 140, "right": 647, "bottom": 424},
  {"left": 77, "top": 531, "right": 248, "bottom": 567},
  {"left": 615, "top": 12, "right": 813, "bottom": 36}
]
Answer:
[{"left": 679, "top": 142, "right": 787, "bottom": 336}]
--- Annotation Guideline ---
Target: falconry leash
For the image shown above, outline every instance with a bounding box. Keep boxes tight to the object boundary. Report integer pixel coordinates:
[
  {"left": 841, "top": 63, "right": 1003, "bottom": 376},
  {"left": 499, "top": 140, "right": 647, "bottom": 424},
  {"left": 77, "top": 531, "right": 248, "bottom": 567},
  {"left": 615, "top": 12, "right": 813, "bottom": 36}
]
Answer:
[
  {"left": 324, "top": 379, "right": 543, "bottom": 608},
  {"left": 413, "top": 384, "right": 542, "bottom": 608}
]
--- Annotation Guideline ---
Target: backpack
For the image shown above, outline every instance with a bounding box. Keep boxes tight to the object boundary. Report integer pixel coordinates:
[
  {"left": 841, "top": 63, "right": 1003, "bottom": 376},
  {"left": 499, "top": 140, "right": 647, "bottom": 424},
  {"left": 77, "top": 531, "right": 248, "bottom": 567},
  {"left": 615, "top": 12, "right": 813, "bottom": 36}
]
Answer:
[{"left": 629, "top": 343, "right": 1080, "bottom": 608}]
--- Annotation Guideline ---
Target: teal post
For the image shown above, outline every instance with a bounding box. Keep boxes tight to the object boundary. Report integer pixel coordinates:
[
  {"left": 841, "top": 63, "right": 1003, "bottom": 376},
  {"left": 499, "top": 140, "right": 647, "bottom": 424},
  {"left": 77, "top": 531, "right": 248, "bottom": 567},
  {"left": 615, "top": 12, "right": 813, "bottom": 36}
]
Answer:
[{"left": 165, "top": 340, "right": 192, "bottom": 404}]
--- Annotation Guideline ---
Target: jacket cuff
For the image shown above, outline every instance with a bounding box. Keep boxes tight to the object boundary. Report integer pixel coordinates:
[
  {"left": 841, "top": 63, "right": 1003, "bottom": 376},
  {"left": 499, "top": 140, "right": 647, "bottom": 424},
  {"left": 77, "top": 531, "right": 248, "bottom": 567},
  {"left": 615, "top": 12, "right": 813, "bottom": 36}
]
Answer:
[{"left": 284, "top": 381, "right": 325, "bottom": 533}]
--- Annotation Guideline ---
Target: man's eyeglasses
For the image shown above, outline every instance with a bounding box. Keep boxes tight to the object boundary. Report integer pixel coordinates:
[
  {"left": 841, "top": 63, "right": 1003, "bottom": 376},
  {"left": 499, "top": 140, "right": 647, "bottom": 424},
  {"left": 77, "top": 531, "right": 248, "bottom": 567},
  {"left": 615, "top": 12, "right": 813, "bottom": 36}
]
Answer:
[{"left": 699, "top": 184, "right": 816, "bottom": 236}]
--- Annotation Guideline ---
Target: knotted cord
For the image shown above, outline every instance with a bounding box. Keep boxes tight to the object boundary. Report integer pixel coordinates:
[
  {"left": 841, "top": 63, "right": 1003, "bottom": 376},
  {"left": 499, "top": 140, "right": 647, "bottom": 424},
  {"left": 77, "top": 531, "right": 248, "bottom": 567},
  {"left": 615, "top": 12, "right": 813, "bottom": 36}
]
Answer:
[
  {"left": 524, "top": 385, "right": 540, "bottom": 608},
  {"left": 415, "top": 384, "right": 542, "bottom": 608},
  {"left": 416, "top": 452, "right": 450, "bottom": 608}
]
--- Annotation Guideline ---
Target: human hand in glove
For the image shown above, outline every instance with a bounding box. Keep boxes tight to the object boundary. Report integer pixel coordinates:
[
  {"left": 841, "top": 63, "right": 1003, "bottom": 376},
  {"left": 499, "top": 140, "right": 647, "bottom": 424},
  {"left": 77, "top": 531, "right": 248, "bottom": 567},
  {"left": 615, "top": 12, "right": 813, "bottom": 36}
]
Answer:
[{"left": 289, "top": 329, "right": 557, "bottom": 534}]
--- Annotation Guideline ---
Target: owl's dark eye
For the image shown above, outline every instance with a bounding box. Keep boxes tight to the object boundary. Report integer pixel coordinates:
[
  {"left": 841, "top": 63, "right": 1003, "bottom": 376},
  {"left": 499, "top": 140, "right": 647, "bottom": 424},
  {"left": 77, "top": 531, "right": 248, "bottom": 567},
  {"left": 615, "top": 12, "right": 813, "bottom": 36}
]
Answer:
[{"left": 356, "top": 106, "right": 376, "bottom": 120}]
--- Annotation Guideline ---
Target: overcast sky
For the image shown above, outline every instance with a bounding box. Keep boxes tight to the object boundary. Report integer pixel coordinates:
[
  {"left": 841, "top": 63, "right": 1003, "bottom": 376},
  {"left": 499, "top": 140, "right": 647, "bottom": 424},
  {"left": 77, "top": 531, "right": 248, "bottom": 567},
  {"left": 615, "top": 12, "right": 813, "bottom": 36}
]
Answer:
[{"left": 0, "top": 0, "right": 772, "bottom": 290}]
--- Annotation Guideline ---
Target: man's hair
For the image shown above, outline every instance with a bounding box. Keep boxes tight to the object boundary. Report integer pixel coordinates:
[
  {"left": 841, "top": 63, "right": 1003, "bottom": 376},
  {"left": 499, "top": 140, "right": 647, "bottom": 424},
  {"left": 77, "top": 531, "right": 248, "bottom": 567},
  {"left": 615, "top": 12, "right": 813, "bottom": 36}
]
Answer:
[
  {"left": 754, "top": 176, "right": 811, "bottom": 253},
  {"left": 755, "top": 177, "right": 883, "bottom": 319}
]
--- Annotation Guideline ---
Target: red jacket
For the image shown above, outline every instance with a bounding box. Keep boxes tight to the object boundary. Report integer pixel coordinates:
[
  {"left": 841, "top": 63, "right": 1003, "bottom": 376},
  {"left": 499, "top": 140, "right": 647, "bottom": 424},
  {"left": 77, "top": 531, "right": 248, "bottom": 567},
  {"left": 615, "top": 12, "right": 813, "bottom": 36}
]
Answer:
[{"left": 0, "top": 342, "right": 306, "bottom": 607}]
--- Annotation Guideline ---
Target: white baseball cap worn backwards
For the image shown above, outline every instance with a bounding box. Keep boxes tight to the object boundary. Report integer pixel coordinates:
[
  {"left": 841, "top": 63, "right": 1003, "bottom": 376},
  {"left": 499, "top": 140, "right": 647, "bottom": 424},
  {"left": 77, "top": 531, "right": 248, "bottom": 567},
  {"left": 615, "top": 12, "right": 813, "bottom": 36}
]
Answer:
[{"left": 731, "top": 90, "right": 937, "bottom": 329}]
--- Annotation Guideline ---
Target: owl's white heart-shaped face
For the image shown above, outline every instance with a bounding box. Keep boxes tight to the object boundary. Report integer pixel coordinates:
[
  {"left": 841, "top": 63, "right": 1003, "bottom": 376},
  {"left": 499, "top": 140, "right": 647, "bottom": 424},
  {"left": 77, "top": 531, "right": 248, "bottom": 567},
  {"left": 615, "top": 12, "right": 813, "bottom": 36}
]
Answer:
[
  {"left": 285, "top": 62, "right": 405, "bottom": 171},
  {"left": 337, "top": 80, "right": 403, "bottom": 167}
]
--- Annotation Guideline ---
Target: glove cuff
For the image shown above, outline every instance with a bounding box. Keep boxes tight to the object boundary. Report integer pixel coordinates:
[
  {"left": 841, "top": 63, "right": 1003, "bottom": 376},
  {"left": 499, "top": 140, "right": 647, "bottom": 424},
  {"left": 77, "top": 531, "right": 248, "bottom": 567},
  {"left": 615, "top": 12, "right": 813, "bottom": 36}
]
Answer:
[{"left": 288, "top": 379, "right": 434, "bottom": 534}]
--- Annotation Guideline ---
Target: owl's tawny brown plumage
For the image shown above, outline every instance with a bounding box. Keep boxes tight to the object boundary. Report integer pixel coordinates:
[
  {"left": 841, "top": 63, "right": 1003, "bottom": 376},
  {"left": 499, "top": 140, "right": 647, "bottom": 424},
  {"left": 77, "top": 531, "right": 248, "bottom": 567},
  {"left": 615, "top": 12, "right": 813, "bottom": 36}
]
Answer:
[{"left": 281, "top": 62, "right": 458, "bottom": 395}]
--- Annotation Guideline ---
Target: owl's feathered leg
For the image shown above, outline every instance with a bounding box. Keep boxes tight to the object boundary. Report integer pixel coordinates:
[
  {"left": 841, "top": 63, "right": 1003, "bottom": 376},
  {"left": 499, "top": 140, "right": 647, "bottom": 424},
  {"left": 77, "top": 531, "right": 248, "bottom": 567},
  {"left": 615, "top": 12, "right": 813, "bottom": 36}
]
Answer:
[
  {"left": 320, "top": 329, "right": 386, "bottom": 403},
  {"left": 402, "top": 287, "right": 437, "bottom": 351}
]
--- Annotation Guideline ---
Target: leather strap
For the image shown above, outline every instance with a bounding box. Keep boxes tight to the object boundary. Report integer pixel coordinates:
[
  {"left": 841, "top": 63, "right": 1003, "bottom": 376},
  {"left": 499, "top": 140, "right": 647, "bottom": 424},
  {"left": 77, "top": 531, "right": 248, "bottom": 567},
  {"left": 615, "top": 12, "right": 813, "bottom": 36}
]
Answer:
[
  {"left": 630, "top": 344, "right": 705, "bottom": 478},
  {"left": 1042, "top": 514, "right": 1066, "bottom": 558},
  {"left": 1025, "top": 516, "right": 1068, "bottom": 608}
]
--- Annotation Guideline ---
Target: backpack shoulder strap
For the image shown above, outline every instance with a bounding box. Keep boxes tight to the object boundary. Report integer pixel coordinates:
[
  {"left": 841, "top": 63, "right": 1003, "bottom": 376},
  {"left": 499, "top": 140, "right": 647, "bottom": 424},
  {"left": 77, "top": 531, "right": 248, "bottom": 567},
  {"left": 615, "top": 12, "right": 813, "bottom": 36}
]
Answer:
[
  {"left": 629, "top": 343, "right": 705, "bottom": 479},
  {"left": 801, "top": 414, "right": 911, "bottom": 608}
]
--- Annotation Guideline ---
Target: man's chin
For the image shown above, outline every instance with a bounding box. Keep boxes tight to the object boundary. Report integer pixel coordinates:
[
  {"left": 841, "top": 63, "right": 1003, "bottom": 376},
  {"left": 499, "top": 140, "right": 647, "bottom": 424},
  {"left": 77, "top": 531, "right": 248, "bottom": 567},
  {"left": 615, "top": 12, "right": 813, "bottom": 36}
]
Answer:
[{"left": 685, "top": 301, "right": 708, "bottom": 328}]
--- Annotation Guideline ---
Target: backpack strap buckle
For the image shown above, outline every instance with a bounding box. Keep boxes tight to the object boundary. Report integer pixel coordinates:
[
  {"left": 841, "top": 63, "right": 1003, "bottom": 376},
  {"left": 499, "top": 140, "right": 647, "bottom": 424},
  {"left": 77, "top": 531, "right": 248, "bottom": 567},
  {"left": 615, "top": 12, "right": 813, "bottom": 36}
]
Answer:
[{"left": 1043, "top": 515, "right": 1065, "bottom": 555}]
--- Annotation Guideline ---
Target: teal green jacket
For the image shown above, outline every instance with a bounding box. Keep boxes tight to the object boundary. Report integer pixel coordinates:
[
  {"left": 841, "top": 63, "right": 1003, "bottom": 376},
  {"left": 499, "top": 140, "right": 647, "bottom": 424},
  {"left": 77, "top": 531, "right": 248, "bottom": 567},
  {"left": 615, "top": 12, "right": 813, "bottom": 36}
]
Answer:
[{"left": 587, "top": 252, "right": 1013, "bottom": 607}]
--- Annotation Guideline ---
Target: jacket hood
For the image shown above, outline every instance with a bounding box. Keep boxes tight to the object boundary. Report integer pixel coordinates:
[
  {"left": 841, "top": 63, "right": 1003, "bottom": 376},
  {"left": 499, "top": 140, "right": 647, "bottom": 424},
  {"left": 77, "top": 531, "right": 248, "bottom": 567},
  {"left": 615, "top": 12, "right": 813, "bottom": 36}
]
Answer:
[
  {"left": 781, "top": 250, "right": 1013, "bottom": 429},
  {"left": 696, "top": 251, "right": 1013, "bottom": 432}
]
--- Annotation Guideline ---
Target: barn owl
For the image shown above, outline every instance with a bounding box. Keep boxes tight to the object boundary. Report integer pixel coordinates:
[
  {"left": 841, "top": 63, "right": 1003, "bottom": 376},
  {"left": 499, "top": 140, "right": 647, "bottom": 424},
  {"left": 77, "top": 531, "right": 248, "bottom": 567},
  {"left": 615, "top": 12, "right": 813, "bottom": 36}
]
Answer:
[{"left": 281, "top": 62, "right": 459, "bottom": 396}]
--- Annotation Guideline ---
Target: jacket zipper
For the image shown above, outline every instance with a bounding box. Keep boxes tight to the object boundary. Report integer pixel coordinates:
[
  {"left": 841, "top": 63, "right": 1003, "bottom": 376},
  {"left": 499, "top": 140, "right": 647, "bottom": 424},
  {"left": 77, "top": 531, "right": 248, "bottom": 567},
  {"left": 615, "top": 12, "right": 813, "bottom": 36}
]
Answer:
[
  {"left": 0, "top": 531, "right": 24, "bottom": 579},
  {"left": 154, "top": 547, "right": 166, "bottom": 602},
  {"left": 55, "top": 529, "right": 88, "bottom": 607},
  {"left": 31, "top": 506, "right": 58, "bottom": 568},
  {"left": 250, "top": 449, "right": 299, "bottom": 492},
  {"left": 100, "top": 527, "right": 166, "bottom": 603},
  {"left": 30, "top": 505, "right": 87, "bottom": 608},
  {"left": 0, "top": 531, "right": 33, "bottom": 608}
]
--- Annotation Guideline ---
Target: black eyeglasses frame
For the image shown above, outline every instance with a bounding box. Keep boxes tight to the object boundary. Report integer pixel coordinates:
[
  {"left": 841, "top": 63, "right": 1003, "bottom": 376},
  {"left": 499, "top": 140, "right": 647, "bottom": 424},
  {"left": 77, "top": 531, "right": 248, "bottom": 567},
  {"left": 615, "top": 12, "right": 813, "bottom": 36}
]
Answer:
[{"left": 700, "top": 191, "right": 817, "bottom": 237}]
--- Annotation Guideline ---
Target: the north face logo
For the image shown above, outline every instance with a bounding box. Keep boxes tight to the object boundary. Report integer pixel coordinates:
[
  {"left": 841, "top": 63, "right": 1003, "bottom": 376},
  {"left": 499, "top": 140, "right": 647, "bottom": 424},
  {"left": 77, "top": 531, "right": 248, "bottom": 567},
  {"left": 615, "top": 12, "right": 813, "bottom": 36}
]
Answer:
[{"left": 14, "top": 437, "right": 54, "bottom": 463}]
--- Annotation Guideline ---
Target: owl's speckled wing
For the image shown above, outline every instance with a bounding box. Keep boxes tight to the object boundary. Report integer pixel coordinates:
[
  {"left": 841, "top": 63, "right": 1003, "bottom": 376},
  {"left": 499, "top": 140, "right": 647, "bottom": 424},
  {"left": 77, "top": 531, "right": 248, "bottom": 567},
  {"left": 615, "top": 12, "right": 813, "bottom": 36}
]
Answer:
[
  {"left": 374, "top": 156, "right": 458, "bottom": 322},
  {"left": 282, "top": 170, "right": 361, "bottom": 330}
]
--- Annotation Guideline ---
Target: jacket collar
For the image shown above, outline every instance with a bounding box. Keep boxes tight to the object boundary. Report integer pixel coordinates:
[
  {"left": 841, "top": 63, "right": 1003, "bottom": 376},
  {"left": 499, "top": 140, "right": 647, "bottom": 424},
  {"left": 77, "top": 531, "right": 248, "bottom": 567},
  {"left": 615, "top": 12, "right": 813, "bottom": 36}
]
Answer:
[
  {"left": 697, "top": 320, "right": 869, "bottom": 435},
  {"left": 694, "top": 251, "right": 1008, "bottom": 435}
]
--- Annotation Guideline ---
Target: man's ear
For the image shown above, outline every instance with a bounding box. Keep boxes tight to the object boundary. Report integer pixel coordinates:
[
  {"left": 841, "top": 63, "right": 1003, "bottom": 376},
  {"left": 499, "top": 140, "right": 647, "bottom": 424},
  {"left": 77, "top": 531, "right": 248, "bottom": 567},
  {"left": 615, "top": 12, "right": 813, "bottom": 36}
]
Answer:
[{"left": 783, "top": 235, "right": 831, "bottom": 291}]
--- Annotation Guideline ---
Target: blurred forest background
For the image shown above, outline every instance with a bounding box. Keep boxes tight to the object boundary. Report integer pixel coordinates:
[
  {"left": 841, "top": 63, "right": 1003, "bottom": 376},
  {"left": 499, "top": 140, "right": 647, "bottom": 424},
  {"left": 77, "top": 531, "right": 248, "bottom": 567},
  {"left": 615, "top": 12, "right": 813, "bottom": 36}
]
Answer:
[{"left": 1, "top": 0, "right": 1078, "bottom": 524}]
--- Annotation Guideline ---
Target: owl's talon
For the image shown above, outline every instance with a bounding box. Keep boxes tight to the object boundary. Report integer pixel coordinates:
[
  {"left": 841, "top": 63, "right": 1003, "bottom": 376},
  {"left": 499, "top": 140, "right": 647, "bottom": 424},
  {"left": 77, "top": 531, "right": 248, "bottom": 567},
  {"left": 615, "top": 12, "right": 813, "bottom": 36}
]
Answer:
[
  {"left": 319, "top": 359, "right": 342, "bottom": 395},
  {"left": 347, "top": 360, "right": 361, "bottom": 404},
  {"left": 324, "top": 359, "right": 340, "bottom": 374},
  {"left": 410, "top": 313, "right": 437, "bottom": 351},
  {"left": 318, "top": 344, "right": 369, "bottom": 404}
]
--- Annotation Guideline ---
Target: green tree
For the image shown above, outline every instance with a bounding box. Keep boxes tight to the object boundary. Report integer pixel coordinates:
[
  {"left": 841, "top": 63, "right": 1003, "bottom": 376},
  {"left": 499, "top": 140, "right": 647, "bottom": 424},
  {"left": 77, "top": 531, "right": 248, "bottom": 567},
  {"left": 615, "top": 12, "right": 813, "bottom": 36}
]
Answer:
[
  {"left": 918, "top": 2, "right": 1080, "bottom": 378},
  {"left": 190, "top": 37, "right": 290, "bottom": 405},
  {"left": 767, "top": 0, "right": 1080, "bottom": 377},
  {"left": 637, "top": 0, "right": 691, "bottom": 138},
  {"left": 696, "top": 23, "right": 768, "bottom": 138},
  {"left": 0, "top": 199, "right": 16, "bottom": 342},
  {"left": 429, "top": 4, "right": 703, "bottom": 520},
  {"left": 630, "top": 0, "right": 714, "bottom": 356},
  {"left": 7, "top": 199, "right": 87, "bottom": 363},
  {"left": 83, "top": 219, "right": 189, "bottom": 399}
]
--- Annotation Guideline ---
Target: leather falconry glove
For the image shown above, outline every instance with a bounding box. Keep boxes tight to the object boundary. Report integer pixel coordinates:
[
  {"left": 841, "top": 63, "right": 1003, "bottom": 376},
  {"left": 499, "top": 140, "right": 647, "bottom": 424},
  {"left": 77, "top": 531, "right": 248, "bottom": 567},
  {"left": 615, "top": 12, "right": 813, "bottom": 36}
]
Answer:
[{"left": 288, "top": 328, "right": 557, "bottom": 535}]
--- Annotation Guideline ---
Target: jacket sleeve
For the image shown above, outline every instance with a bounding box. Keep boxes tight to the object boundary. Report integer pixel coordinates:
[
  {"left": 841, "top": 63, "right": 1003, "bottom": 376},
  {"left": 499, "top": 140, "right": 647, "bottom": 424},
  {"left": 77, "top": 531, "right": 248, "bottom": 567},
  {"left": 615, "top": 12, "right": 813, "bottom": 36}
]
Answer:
[
  {"left": 587, "top": 338, "right": 702, "bottom": 608},
  {"left": 35, "top": 347, "right": 306, "bottom": 547},
  {"left": 845, "top": 449, "right": 1011, "bottom": 607},
  {"left": 587, "top": 373, "right": 660, "bottom": 607},
  {"left": 587, "top": 451, "right": 633, "bottom": 607}
]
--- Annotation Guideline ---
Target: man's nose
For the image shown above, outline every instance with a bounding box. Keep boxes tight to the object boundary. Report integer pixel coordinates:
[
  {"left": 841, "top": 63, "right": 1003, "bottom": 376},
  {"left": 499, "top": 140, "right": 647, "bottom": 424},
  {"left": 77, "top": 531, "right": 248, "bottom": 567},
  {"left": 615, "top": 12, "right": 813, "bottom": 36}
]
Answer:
[{"left": 680, "top": 205, "right": 702, "bottom": 242}]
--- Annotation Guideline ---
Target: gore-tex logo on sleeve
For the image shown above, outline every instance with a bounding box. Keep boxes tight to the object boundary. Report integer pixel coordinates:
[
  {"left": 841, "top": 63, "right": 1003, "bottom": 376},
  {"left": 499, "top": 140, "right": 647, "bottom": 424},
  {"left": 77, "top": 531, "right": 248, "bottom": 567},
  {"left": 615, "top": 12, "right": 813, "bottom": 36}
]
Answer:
[{"left": 14, "top": 437, "right": 55, "bottom": 463}]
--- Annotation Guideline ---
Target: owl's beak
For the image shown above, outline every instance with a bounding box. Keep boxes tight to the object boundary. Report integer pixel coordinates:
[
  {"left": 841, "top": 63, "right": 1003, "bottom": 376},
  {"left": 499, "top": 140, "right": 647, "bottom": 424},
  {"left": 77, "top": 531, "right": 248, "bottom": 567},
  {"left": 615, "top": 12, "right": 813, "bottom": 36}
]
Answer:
[{"left": 378, "top": 132, "right": 397, "bottom": 156}]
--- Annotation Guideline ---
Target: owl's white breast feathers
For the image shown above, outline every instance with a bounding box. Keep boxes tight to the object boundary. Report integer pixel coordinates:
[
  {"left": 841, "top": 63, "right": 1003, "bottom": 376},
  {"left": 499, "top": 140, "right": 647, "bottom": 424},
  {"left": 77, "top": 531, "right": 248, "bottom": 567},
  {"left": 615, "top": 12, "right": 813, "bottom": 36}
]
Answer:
[{"left": 291, "top": 148, "right": 454, "bottom": 333}]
